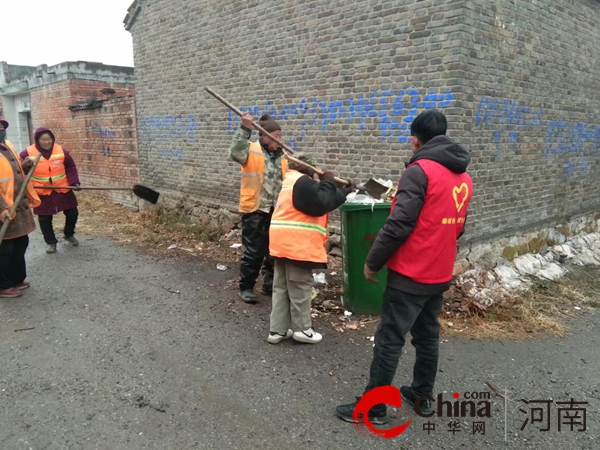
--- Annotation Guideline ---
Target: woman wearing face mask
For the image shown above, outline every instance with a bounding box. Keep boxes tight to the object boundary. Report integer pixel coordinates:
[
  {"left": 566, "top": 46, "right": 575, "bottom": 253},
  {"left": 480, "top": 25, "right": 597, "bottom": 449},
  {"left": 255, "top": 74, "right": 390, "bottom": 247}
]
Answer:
[
  {"left": 19, "top": 128, "right": 81, "bottom": 254},
  {"left": 0, "top": 117, "right": 41, "bottom": 298}
]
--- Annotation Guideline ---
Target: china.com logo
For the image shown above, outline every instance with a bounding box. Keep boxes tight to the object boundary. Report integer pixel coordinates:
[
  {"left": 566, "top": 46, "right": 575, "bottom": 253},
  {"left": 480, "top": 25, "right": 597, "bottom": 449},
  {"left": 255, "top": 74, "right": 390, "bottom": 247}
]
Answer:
[{"left": 353, "top": 386, "right": 492, "bottom": 439}]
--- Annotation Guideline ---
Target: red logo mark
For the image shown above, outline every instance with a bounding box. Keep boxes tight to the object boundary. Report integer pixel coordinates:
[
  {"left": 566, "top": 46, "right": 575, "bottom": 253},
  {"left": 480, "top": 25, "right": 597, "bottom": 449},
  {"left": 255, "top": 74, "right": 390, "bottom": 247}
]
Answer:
[{"left": 352, "top": 386, "right": 411, "bottom": 439}]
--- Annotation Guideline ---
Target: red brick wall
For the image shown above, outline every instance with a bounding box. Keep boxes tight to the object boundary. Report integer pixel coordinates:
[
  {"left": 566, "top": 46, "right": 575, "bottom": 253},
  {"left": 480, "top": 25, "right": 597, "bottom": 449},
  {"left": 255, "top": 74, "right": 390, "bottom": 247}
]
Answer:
[{"left": 29, "top": 80, "right": 139, "bottom": 208}]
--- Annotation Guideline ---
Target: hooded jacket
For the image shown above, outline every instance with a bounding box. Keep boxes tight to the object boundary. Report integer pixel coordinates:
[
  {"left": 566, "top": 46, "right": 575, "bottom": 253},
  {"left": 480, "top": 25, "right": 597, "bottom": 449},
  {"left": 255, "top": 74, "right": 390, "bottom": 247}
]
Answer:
[{"left": 366, "top": 135, "right": 472, "bottom": 295}]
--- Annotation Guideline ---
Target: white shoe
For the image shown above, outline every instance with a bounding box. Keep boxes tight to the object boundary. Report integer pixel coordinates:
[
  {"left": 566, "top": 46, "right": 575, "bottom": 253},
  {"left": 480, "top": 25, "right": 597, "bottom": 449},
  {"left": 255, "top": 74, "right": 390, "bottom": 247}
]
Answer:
[
  {"left": 292, "top": 328, "right": 322, "bottom": 344},
  {"left": 268, "top": 329, "right": 293, "bottom": 344}
]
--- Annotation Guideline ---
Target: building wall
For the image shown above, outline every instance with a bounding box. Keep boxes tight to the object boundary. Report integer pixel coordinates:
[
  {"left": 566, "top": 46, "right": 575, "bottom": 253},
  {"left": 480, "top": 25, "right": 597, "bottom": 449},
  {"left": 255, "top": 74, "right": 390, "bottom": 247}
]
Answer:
[
  {"left": 28, "top": 80, "right": 139, "bottom": 206},
  {"left": 126, "top": 0, "right": 600, "bottom": 241}
]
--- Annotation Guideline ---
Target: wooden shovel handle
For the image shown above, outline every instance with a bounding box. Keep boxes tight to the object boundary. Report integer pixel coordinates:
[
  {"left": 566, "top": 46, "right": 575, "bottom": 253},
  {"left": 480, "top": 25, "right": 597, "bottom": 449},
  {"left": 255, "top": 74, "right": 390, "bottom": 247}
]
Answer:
[
  {"left": 205, "top": 87, "right": 349, "bottom": 186},
  {"left": 0, "top": 153, "right": 43, "bottom": 241}
]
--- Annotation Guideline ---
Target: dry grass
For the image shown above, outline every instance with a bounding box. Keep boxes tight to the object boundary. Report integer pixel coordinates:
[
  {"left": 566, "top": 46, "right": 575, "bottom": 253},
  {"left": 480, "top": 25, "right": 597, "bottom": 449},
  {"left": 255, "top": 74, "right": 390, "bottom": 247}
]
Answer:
[{"left": 75, "top": 193, "right": 599, "bottom": 340}]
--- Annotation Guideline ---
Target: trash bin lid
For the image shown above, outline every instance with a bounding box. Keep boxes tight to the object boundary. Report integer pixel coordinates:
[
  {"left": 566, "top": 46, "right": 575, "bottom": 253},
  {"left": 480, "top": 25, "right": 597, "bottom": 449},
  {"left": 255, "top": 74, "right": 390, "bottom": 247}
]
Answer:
[{"left": 339, "top": 202, "right": 392, "bottom": 212}]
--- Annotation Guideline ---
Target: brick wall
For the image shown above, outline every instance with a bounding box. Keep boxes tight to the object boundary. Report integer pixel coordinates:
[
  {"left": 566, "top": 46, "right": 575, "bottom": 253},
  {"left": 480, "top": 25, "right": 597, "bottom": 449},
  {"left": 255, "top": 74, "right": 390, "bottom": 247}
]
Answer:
[
  {"left": 29, "top": 80, "right": 139, "bottom": 207},
  {"left": 126, "top": 0, "right": 600, "bottom": 241}
]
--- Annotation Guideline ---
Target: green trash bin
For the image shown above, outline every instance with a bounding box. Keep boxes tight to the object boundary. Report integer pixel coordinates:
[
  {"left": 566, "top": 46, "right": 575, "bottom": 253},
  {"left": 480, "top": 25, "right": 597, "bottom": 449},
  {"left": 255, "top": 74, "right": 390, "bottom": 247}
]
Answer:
[{"left": 340, "top": 202, "right": 391, "bottom": 315}]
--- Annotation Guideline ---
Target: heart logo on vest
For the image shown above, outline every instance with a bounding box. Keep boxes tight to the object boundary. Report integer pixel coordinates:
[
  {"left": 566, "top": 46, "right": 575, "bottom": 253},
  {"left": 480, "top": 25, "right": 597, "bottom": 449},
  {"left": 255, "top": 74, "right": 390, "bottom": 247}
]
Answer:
[{"left": 452, "top": 183, "right": 469, "bottom": 212}]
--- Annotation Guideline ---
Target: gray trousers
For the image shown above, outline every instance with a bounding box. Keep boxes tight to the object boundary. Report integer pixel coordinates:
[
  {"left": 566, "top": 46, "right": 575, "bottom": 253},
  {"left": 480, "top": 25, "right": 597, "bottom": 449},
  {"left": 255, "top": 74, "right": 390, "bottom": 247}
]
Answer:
[{"left": 270, "top": 258, "right": 313, "bottom": 333}]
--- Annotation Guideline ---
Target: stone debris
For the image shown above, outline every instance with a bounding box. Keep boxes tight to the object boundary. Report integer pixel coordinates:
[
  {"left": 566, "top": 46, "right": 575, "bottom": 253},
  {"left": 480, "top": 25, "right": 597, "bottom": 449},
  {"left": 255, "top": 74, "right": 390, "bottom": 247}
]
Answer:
[{"left": 446, "top": 232, "right": 600, "bottom": 314}]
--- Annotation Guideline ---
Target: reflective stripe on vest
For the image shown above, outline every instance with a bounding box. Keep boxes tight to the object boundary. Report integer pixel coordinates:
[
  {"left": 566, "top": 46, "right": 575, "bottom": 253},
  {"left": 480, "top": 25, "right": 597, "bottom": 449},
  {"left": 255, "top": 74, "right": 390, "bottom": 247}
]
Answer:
[
  {"left": 269, "top": 170, "right": 329, "bottom": 264},
  {"left": 239, "top": 141, "right": 288, "bottom": 213},
  {"left": 27, "top": 144, "right": 70, "bottom": 195}
]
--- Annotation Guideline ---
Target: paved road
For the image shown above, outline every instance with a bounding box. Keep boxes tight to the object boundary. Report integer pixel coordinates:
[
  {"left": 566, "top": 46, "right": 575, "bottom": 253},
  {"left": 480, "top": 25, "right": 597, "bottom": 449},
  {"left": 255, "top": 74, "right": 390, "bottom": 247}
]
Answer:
[{"left": 0, "top": 233, "right": 598, "bottom": 449}]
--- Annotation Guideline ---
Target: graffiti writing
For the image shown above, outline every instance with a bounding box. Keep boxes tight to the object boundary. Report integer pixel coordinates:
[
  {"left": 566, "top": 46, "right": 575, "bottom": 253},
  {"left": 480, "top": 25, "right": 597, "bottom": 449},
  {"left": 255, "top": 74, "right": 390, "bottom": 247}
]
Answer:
[{"left": 140, "top": 115, "right": 199, "bottom": 142}]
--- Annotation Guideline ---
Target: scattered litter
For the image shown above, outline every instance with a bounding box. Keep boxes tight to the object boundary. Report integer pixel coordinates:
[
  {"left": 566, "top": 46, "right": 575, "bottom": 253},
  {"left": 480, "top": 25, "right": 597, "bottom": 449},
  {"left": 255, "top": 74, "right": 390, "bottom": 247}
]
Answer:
[
  {"left": 181, "top": 248, "right": 194, "bottom": 253},
  {"left": 329, "top": 372, "right": 334, "bottom": 376},
  {"left": 369, "top": 336, "right": 375, "bottom": 342},
  {"left": 574, "top": 306, "right": 581, "bottom": 310},
  {"left": 216, "top": 264, "right": 227, "bottom": 271},
  {"left": 230, "top": 243, "right": 242, "bottom": 249},
  {"left": 311, "top": 287, "right": 319, "bottom": 301},
  {"left": 330, "top": 272, "right": 337, "bottom": 276},
  {"left": 344, "top": 310, "right": 353, "bottom": 318},
  {"left": 313, "top": 273, "right": 327, "bottom": 284},
  {"left": 447, "top": 322, "right": 454, "bottom": 327},
  {"left": 346, "top": 322, "right": 359, "bottom": 330},
  {"left": 168, "top": 244, "right": 177, "bottom": 250},
  {"left": 14, "top": 327, "right": 35, "bottom": 332}
]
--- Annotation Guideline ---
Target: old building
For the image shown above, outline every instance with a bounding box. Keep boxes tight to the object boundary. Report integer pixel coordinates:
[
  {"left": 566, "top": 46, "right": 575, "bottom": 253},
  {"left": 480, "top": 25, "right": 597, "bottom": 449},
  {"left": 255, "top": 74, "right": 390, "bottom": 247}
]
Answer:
[
  {"left": 0, "top": 61, "right": 140, "bottom": 207},
  {"left": 124, "top": 0, "right": 599, "bottom": 249}
]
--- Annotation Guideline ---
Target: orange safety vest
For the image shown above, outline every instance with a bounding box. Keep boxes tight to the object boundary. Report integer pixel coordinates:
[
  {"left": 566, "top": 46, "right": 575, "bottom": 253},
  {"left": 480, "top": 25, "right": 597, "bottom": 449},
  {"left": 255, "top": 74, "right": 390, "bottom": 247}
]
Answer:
[
  {"left": 0, "top": 140, "right": 41, "bottom": 217},
  {"left": 239, "top": 141, "right": 288, "bottom": 213},
  {"left": 27, "top": 144, "right": 70, "bottom": 195},
  {"left": 269, "top": 170, "right": 329, "bottom": 264}
]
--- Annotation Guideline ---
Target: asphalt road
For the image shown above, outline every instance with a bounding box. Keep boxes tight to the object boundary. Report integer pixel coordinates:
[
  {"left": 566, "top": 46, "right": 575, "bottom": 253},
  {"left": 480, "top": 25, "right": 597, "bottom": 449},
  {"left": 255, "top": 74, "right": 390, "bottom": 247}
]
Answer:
[{"left": 1, "top": 233, "right": 598, "bottom": 449}]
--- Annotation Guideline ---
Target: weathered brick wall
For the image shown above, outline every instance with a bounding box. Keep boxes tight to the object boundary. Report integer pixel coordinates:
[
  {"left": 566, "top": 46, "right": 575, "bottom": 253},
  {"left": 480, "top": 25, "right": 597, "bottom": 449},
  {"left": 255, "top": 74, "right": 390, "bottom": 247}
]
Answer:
[
  {"left": 126, "top": 0, "right": 600, "bottom": 241},
  {"left": 456, "top": 0, "right": 600, "bottom": 241},
  {"left": 29, "top": 80, "right": 139, "bottom": 207}
]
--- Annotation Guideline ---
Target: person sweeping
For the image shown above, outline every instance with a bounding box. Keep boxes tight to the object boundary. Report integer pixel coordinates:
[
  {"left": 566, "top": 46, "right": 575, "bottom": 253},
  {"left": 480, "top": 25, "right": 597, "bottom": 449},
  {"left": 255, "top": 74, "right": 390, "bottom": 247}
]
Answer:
[
  {"left": 20, "top": 127, "right": 81, "bottom": 254},
  {"left": 0, "top": 117, "right": 41, "bottom": 298}
]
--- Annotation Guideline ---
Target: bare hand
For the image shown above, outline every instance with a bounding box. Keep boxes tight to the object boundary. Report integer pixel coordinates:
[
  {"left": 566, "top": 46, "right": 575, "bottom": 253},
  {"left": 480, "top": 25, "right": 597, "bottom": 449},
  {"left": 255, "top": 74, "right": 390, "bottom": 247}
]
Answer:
[
  {"left": 0, "top": 209, "right": 11, "bottom": 222},
  {"left": 22, "top": 157, "right": 34, "bottom": 172},
  {"left": 364, "top": 264, "right": 379, "bottom": 284},
  {"left": 241, "top": 113, "right": 253, "bottom": 129}
]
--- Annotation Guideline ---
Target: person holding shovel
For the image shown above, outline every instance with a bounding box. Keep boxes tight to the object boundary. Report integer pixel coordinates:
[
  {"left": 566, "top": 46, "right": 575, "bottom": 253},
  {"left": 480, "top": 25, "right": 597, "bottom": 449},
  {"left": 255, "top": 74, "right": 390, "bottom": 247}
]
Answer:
[
  {"left": 229, "top": 113, "right": 288, "bottom": 303},
  {"left": 0, "top": 118, "right": 41, "bottom": 298},
  {"left": 267, "top": 153, "right": 355, "bottom": 344},
  {"left": 336, "top": 109, "right": 472, "bottom": 424},
  {"left": 20, "top": 127, "right": 81, "bottom": 254}
]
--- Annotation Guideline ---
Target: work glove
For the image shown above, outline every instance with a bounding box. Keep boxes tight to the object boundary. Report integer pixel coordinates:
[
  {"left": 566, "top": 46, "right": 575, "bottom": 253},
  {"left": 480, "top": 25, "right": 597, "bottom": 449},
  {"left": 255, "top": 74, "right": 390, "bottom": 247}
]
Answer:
[
  {"left": 343, "top": 180, "right": 357, "bottom": 194},
  {"left": 319, "top": 170, "right": 335, "bottom": 182},
  {"left": 72, "top": 183, "right": 82, "bottom": 192}
]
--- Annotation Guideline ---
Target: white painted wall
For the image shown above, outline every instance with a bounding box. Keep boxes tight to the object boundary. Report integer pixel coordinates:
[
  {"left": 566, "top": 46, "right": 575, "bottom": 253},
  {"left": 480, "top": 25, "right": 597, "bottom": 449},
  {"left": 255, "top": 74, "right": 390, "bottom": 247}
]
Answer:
[{"left": 1, "top": 94, "right": 31, "bottom": 151}]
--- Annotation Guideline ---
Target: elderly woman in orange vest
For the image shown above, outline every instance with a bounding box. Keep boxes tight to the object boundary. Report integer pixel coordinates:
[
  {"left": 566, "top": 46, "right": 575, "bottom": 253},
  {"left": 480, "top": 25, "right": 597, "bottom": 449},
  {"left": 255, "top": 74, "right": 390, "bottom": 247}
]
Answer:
[
  {"left": 20, "top": 127, "right": 81, "bottom": 254},
  {"left": 268, "top": 153, "right": 354, "bottom": 345},
  {"left": 0, "top": 117, "right": 41, "bottom": 298}
]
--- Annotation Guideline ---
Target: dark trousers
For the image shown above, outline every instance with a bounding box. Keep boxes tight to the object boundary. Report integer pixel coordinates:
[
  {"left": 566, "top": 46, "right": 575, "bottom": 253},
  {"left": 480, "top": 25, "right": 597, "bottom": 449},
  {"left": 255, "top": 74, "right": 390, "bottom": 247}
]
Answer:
[
  {"left": 366, "top": 286, "right": 444, "bottom": 397},
  {"left": 0, "top": 235, "right": 29, "bottom": 289},
  {"left": 38, "top": 208, "right": 79, "bottom": 245},
  {"left": 239, "top": 210, "right": 274, "bottom": 292}
]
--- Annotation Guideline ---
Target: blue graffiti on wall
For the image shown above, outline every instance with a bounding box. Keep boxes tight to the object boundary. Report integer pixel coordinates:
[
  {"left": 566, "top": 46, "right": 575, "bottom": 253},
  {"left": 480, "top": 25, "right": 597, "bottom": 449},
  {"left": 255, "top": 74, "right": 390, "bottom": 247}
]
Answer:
[
  {"left": 140, "top": 115, "right": 199, "bottom": 142},
  {"left": 160, "top": 149, "right": 184, "bottom": 160},
  {"left": 475, "top": 96, "right": 600, "bottom": 178},
  {"left": 91, "top": 125, "right": 116, "bottom": 138},
  {"left": 227, "top": 89, "right": 454, "bottom": 150}
]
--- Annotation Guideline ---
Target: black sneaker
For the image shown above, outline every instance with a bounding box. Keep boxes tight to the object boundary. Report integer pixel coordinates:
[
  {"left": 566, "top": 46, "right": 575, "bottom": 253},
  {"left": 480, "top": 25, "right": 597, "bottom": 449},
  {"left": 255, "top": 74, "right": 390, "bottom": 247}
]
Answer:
[
  {"left": 239, "top": 289, "right": 258, "bottom": 303},
  {"left": 336, "top": 398, "right": 389, "bottom": 425},
  {"left": 400, "top": 386, "right": 433, "bottom": 415}
]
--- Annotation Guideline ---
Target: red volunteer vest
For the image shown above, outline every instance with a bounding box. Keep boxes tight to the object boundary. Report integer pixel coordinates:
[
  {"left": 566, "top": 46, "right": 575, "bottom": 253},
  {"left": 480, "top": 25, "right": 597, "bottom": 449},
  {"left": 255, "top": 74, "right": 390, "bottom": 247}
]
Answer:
[{"left": 386, "top": 159, "right": 473, "bottom": 284}]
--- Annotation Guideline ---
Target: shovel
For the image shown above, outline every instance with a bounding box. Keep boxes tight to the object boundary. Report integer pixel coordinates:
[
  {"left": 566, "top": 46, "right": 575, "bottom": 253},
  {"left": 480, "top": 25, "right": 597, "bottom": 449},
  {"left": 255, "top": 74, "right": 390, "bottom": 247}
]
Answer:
[
  {"left": 0, "top": 153, "right": 42, "bottom": 242},
  {"left": 34, "top": 185, "right": 160, "bottom": 204},
  {"left": 205, "top": 87, "right": 386, "bottom": 197}
]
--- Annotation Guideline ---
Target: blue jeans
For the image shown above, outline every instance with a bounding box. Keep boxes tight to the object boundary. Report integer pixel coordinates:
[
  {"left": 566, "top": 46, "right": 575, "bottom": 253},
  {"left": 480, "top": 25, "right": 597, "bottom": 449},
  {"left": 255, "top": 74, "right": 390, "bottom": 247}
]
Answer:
[{"left": 365, "top": 286, "right": 444, "bottom": 397}]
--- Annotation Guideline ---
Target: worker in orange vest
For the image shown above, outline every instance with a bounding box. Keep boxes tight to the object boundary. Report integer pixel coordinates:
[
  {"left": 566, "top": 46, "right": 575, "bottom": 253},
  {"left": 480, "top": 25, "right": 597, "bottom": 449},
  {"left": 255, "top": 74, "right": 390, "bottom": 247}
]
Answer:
[
  {"left": 20, "top": 128, "right": 81, "bottom": 254},
  {"left": 229, "top": 113, "right": 288, "bottom": 303},
  {"left": 268, "top": 153, "right": 355, "bottom": 344},
  {"left": 0, "top": 117, "right": 41, "bottom": 298}
]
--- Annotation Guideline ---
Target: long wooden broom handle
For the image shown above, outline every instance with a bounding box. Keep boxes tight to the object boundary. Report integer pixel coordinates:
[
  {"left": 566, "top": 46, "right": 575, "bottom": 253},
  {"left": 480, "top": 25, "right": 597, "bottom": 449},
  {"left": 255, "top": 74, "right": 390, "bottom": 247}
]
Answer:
[
  {"left": 205, "top": 87, "right": 349, "bottom": 186},
  {"left": 0, "top": 153, "right": 42, "bottom": 241}
]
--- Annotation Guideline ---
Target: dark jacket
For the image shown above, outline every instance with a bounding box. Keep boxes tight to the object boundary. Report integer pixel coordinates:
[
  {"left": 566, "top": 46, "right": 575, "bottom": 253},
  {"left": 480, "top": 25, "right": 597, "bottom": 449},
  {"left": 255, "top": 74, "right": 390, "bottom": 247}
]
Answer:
[
  {"left": 279, "top": 174, "right": 348, "bottom": 269},
  {"left": 366, "top": 135, "right": 471, "bottom": 295}
]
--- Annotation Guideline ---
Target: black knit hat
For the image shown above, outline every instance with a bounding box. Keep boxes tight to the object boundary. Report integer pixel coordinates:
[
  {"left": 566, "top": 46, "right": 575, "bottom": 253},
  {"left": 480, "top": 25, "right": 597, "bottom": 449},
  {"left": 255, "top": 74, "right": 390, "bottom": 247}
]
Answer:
[{"left": 258, "top": 114, "right": 281, "bottom": 134}]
